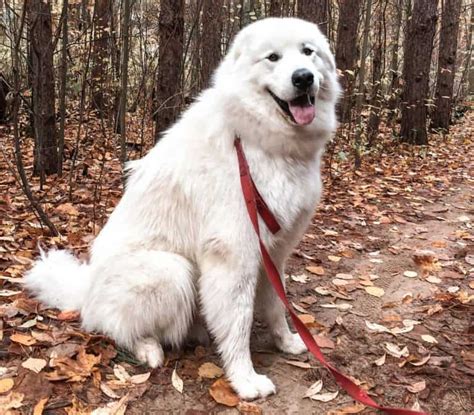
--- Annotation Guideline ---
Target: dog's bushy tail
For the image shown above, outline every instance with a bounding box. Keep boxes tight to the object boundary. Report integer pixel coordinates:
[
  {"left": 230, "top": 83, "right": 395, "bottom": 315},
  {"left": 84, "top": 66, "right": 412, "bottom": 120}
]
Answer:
[{"left": 24, "top": 248, "right": 91, "bottom": 311}]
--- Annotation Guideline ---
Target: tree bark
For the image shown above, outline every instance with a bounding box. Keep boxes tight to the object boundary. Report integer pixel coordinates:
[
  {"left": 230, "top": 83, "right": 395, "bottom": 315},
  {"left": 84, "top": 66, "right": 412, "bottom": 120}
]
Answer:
[
  {"left": 387, "top": 0, "right": 404, "bottom": 117},
  {"left": 367, "top": 1, "right": 385, "bottom": 145},
  {"left": 297, "top": 0, "right": 329, "bottom": 36},
  {"left": 400, "top": 0, "right": 438, "bottom": 145},
  {"left": 353, "top": 0, "right": 372, "bottom": 168},
  {"left": 91, "top": 0, "right": 112, "bottom": 112},
  {"left": 58, "top": 0, "right": 68, "bottom": 176},
  {"left": 269, "top": 0, "right": 283, "bottom": 17},
  {"left": 154, "top": 0, "right": 185, "bottom": 141},
  {"left": 200, "top": 0, "right": 222, "bottom": 89},
  {"left": 335, "top": 0, "right": 361, "bottom": 123},
  {"left": 28, "top": 0, "right": 58, "bottom": 177},
  {"left": 431, "top": 0, "right": 462, "bottom": 130},
  {"left": 118, "top": 0, "right": 131, "bottom": 163}
]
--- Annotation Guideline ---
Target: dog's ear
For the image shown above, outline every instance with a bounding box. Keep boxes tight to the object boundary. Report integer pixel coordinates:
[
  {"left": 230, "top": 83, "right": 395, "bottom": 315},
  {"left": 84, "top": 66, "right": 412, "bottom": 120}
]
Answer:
[
  {"left": 317, "top": 47, "right": 336, "bottom": 73},
  {"left": 227, "top": 32, "right": 248, "bottom": 63}
]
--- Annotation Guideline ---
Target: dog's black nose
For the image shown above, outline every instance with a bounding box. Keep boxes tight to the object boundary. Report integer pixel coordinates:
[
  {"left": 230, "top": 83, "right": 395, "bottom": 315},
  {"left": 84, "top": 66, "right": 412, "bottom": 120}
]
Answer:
[{"left": 292, "top": 69, "right": 314, "bottom": 90}]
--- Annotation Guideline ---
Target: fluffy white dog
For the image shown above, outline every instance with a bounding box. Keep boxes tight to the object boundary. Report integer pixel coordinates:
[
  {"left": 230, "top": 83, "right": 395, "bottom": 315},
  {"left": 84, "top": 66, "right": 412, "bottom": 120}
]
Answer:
[{"left": 25, "top": 17, "right": 340, "bottom": 399}]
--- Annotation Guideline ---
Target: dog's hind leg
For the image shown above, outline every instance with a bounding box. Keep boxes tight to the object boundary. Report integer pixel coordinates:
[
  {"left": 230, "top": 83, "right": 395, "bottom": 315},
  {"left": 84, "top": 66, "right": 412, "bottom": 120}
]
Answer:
[{"left": 81, "top": 250, "right": 196, "bottom": 367}]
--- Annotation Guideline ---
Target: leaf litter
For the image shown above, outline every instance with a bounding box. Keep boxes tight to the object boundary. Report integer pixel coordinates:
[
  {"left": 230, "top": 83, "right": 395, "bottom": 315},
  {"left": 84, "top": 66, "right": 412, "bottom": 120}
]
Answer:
[{"left": 0, "top": 105, "right": 472, "bottom": 413}]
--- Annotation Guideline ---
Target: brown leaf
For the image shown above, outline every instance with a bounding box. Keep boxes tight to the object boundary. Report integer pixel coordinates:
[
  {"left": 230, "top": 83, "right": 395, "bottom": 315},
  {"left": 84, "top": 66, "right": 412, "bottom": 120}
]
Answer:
[
  {"left": 209, "top": 378, "right": 239, "bottom": 407},
  {"left": 171, "top": 368, "right": 183, "bottom": 394},
  {"left": 130, "top": 372, "right": 151, "bottom": 384},
  {"left": 10, "top": 332, "right": 37, "bottom": 346},
  {"left": 407, "top": 355, "right": 431, "bottom": 367},
  {"left": 413, "top": 250, "right": 440, "bottom": 274},
  {"left": 33, "top": 397, "right": 48, "bottom": 415},
  {"left": 313, "top": 335, "right": 335, "bottom": 349},
  {"left": 0, "top": 378, "right": 14, "bottom": 394},
  {"left": 237, "top": 401, "right": 262, "bottom": 414},
  {"left": 298, "top": 314, "right": 315, "bottom": 325},
  {"left": 22, "top": 357, "right": 47, "bottom": 374},
  {"left": 406, "top": 380, "right": 426, "bottom": 393},
  {"left": 56, "top": 203, "right": 79, "bottom": 216},
  {"left": 285, "top": 360, "right": 311, "bottom": 369},
  {"left": 306, "top": 266, "right": 325, "bottom": 276},
  {"left": 198, "top": 362, "right": 224, "bottom": 379},
  {"left": 46, "top": 348, "right": 101, "bottom": 382},
  {"left": 327, "top": 403, "right": 366, "bottom": 414},
  {"left": 364, "top": 286, "right": 385, "bottom": 297},
  {"left": 57, "top": 310, "right": 81, "bottom": 321}
]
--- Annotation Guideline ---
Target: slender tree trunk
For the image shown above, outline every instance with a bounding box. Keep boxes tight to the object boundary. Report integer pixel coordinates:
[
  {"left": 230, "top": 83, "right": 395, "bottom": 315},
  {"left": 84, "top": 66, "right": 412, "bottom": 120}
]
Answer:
[
  {"left": 353, "top": 0, "right": 372, "bottom": 168},
  {"left": 467, "top": 11, "right": 474, "bottom": 97},
  {"left": 28, "top": 0, "right": 58, "bottom": 177},
  {"left": 387, "top": 0, "right": 403, "bottom": 118},
  {"left": 118, "top": 0, "right": 131, "bottom": 163},
  {"left": 431, "top": 0, "right": 462, "bottom": 130},
  {"left": 91, "top": 0, "right": 112, "bottom": 112},
  {"left": 154, "top": 0, "right": 185, "bottom": 141},
  {"left": 58, "top": 0, "right": 68, "bottom": 176},
  {"left": 297, "top": 0, "right": 329, "bottom": 36},
  {"left": 200, "top": 0, "right": 223, "bottom": 89},
  {"left": 367, "top": 1, "right": 384, "bottom": 145},
  {"left": 400, "top": 0, "right": 438, "bottom": 145},
  {"left": 269, "top": 0, "right": 283, "bottom": 16},
  {"left": 12, "top": 2, "right": 59, "bottom": 235},
  {"left": 335, "top": 0, "right": 361, "bottom": 123}
]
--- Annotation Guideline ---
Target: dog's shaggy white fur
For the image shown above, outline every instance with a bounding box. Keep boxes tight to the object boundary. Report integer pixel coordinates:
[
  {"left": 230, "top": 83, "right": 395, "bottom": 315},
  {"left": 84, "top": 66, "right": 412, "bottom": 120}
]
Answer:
[{"left": 25, "top": 17, "right": 340, "bottom": 399}]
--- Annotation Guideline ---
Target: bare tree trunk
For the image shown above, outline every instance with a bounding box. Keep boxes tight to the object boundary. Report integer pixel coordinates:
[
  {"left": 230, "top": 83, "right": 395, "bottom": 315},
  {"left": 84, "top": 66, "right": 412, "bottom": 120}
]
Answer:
[
  {"left": 200, "top": 0, "right": 222, "bottom": 89},
  {"left": 58, "top": 0, "right": 68, "bottom": 176},
  {"left": 91, "top": 0, "right": 112, "bottom": 112},
  {"left": 118, "top": 0, "right": 131, "bottom": 163},
  {"left": 431, "top": 0, "right": 462, "bottom": 130},
  {"left": 11, "top": 2, "right": 59, "bottom": 236},
  {"left": 269, "top": 0, "right": 283, "bottom": 16},
  {"left": 297, "top": 0, "right": 329, "bottom": 36},
  {"left": 467, "top": 10, "right": 474, "bottom": 97},
  {"left": 28, "top": 0, "right": 58, "bottom": 178},
  {"left": 367, "top": 1, "right": 385, "bottom": 146},
  {"left": 387, "top": 0, "right": 403, "bottom": 118},
  {"left": 335, "top": 0, "right": 361, "bottom": 123},
  {"left": 154, "top": 0, "right": 185, "bottom": 141},
  {"left": 353, "top": 0, "right": 372, "bottom": 168},
  {"left": 400, "top": 0, "right": 438, "bottom": 145}
]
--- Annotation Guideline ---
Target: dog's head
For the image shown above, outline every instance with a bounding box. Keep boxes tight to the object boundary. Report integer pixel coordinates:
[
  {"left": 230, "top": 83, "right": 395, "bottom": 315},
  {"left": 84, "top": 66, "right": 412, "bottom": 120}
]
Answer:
[{"left": 214, "top": 18, "right": 340, "bottom": 129}]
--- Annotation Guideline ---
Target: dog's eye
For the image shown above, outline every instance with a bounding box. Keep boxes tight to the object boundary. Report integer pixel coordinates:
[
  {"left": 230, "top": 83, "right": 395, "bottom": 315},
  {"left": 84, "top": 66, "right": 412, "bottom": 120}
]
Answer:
[
  {"left": 302, "top": 47, "right": 314, "bottom": 56},
  {"left": 267, "top": 53, "right": 280, "bottom": 62}
]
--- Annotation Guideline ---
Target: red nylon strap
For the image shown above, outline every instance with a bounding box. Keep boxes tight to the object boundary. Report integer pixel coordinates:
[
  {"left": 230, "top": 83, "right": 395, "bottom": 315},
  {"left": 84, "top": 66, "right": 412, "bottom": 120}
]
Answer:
[{"left": 234, "top": 138, "right": 429, "bottom": 415}]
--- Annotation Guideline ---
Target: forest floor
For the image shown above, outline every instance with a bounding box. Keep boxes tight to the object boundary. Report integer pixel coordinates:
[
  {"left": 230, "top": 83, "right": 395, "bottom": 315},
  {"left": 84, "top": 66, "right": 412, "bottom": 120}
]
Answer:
[{"left": 0, "top": 109, "right": 473, "bottom": 415}]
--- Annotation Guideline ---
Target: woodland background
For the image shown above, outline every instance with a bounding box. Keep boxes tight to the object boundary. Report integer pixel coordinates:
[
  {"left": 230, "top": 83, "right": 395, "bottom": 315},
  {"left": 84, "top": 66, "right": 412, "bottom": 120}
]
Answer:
[
  {"left": 0, "top": 1, "right": 473, "bottom": 414},
  {"left": 0, "top": 1, "right": 472, "bottom": 209}
]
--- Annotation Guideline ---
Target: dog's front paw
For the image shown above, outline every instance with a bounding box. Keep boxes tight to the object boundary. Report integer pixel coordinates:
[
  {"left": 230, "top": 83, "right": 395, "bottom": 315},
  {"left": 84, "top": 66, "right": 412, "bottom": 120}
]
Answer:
[
  {"left": 134, "top": 338, "right": 164, "bottom": 368},
  {"left": 275, "top": 332, "right": 307, "bottom": 355},
  {"left": 231, "top": 373, "right": 276, "bottom": 400}
]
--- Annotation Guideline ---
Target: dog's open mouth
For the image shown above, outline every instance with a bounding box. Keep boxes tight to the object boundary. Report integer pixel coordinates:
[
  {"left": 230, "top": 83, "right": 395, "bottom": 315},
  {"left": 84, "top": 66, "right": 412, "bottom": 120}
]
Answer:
[{"left": 268, "top": 90, "right": 315, "bottom": 125}]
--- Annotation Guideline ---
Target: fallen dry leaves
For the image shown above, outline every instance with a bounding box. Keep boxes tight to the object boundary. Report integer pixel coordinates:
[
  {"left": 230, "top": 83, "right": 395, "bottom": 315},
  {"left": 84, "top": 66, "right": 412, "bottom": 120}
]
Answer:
[
  {"left": 0, "top": 106, "right": 472, "bottom": 413},
  {"left": 209, "top": 378, "right": 240, "bottom": 407}
]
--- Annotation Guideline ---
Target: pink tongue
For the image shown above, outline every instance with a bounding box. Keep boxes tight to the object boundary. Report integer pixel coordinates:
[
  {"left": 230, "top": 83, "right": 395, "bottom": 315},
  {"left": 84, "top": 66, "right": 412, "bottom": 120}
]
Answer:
[{"left": 288, "top": 103, "right": 315, "bottom": 125}]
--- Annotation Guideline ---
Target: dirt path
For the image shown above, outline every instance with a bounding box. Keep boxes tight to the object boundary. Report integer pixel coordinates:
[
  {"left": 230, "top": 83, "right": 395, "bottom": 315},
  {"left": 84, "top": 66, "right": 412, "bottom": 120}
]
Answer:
[
  {"left": 126, "top": 184, "right": 473, "bottom": 415},
  {"left": 0, "top": 112, "right": 472, "bottom": 414}
]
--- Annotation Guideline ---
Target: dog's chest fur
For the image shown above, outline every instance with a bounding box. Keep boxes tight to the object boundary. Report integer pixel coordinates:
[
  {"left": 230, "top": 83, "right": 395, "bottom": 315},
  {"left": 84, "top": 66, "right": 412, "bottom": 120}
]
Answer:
[{"left": 245, "top": 147, "right": 322, "bottom": 238}]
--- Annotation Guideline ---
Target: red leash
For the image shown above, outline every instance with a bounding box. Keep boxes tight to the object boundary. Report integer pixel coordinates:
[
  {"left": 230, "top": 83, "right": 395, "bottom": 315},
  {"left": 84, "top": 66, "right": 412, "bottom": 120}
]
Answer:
[{"left": 234, "top": 138, "right": 429, "bottom": 415}]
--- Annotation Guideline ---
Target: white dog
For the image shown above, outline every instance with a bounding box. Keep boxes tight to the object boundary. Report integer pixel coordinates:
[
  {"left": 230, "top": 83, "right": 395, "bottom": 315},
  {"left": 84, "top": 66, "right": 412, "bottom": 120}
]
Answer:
[{"left": 25, "top": 17, "right": 340, "bottom": 399}]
